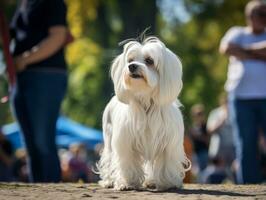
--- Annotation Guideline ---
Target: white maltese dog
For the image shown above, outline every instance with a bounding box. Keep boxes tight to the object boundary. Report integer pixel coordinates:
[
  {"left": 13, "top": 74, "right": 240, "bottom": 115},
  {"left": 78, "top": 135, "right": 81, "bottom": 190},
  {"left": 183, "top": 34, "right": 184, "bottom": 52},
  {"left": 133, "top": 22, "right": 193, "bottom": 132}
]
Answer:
[{"left": 97, "top": 36, "right": 191, "bottom": 191}]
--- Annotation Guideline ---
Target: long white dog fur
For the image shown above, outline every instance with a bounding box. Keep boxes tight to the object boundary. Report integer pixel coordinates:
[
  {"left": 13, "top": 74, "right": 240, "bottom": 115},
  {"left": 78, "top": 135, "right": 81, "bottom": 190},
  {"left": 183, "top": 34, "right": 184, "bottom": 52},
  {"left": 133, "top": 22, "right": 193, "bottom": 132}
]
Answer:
[{"left": 97, "top": 37, "right": 191, "bottom": 191}]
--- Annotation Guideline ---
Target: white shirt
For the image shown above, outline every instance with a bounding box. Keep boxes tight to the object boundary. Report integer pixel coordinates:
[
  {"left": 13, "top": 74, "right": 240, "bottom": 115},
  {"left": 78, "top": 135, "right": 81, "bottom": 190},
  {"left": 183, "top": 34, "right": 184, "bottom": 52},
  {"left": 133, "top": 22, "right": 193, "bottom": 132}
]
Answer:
[{"left": 221, "top": 27, "right": 266, "bottom": 99}]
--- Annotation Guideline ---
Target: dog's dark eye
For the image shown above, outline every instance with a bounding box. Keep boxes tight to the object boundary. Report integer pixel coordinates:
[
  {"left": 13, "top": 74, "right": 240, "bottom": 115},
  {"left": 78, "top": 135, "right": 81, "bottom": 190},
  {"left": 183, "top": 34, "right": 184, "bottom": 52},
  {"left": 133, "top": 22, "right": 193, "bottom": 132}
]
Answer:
[
  {"left": 128, "top": 58, "right": 134, "bottom": 63},
  {"left": 145, "top": 57, "right": 154, "bottom": 65}
]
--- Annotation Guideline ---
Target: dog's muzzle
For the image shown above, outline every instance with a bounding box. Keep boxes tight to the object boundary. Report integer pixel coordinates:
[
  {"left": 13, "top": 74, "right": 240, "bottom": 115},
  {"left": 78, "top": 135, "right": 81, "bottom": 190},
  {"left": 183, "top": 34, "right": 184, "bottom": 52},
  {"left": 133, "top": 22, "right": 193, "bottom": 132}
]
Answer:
[
  {"left": 128, "top": 64, "right": 138, "bottom": 73},
  {"left": 128, "top": 64, "right": 143, "bottom": 79}
]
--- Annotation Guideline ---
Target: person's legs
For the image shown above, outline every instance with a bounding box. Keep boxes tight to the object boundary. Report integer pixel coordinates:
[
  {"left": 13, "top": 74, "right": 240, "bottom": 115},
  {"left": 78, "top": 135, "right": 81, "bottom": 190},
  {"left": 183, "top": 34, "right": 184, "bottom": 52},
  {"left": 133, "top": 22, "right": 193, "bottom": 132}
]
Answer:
[
  {"left": 257, "top": 99, "right": 266, "bottom": 182},
  {"left": 197, "top": 150, "right": 209, "bottom": 172},
  {"left": 258, "top": 99, "right": 266, "bottom": 141},
  {"left": 196, "top": 150, "right": 209, "bottom": 183},
  {"left": 12, "top": 75, "right": 42, "bottom": 182},
  {"left": 12, "top": 70, "right": 67, "bottom": 182},
  {"left": 235, "top": 99, "right": 261, "bottom": 183}
]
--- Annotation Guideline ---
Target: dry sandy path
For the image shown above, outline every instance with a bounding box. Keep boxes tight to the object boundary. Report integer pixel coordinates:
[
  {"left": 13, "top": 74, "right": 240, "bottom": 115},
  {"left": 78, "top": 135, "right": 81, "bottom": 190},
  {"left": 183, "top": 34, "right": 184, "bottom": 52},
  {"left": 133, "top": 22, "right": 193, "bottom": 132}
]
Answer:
[{"left": 0, "top": 183, "right": 266, "bottom": 200}]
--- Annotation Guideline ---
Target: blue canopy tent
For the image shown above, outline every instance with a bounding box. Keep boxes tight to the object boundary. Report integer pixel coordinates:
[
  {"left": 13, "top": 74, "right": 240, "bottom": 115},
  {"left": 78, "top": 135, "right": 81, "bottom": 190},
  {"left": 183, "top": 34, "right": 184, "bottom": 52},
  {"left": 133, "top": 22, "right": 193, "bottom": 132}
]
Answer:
[{"left": 1, "top": 116, "right": 103, "bottom": 150}]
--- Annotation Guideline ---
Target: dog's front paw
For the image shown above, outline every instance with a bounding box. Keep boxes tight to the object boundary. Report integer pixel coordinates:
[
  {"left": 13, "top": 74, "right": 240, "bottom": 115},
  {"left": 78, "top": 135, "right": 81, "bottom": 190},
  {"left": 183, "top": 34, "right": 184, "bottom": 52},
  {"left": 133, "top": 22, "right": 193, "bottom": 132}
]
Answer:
[
  {"left": 99, "top": 180, "right": 113, "bottom": 188},
  {"left": 114, "top": 183, "right": 135, "bottom": 191}
]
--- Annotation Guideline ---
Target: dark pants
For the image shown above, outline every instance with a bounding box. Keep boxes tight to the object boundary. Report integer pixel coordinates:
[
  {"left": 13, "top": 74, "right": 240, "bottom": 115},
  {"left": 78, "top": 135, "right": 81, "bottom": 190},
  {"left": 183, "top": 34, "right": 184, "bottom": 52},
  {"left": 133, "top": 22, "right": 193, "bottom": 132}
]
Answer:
[
  {"left": 234, "top": 99, "right": 266, "bottom": 184},
  {"left": 11, "top": 69, "right": 67, "bottom": 182}
]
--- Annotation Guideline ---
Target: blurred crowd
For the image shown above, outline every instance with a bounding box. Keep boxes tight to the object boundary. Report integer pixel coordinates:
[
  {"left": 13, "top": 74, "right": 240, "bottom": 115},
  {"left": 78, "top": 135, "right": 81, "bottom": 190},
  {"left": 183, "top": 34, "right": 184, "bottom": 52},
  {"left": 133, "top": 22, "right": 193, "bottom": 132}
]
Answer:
[
  {"left": 0, "top": 129, "right": 102, "bottom": 183},
  {"left": 184, "top": 96, "right": 266, "bottom": 184}
]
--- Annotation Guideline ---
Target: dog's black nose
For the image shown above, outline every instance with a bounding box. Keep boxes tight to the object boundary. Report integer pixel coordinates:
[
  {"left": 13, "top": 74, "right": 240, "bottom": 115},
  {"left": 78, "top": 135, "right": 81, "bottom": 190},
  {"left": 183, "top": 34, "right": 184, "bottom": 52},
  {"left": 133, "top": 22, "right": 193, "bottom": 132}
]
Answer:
[{"left": 128, "top": 64, "right": 138, "bottom": 73}]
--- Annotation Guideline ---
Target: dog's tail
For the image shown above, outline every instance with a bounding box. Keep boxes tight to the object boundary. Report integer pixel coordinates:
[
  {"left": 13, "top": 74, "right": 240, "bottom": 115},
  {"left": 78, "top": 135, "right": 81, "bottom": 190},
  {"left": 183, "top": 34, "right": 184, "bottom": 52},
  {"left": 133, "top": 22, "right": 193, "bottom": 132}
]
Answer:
[{"left": 183, "top": 156, "right": 192, "bottom": 172}]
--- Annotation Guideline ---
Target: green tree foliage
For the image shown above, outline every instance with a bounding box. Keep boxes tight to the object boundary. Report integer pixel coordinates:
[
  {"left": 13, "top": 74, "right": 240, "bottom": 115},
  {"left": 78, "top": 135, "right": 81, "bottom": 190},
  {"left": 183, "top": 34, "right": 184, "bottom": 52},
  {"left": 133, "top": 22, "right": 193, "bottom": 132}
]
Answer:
[
  {"left": 0, "top": 0, "right": 16, "bottom": 125},
  {"left": 0, "top": 78, "right": 12, "bottom": 124}
]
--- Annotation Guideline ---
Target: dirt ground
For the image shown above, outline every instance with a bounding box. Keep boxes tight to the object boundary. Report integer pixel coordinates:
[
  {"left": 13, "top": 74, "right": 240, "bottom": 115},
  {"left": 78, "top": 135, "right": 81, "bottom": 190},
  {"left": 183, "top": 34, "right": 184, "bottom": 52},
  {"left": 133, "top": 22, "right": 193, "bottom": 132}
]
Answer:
[{"left": 0, "top": 183, "right": 265, "bottom": 200}]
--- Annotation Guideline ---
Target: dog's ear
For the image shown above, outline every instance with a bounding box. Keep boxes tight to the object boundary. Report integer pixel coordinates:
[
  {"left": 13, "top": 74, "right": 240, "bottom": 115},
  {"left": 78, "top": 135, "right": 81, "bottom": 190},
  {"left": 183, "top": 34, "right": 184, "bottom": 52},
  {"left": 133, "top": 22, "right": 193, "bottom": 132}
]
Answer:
[
  {"left": 111, "top": 54, "right": 132, "bottom": 104},
  {"left": 154, "top": 48, "right": 183, "bottom": 105}
]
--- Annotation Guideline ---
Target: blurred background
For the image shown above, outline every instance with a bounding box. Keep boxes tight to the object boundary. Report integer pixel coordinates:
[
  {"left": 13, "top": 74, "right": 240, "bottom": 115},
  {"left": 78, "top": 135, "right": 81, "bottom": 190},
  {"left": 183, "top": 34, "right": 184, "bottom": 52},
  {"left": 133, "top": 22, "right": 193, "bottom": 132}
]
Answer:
[
  {"left": 2, "top": 0, "right": 265, "bottom": 184},
  {"left": 0, "top": 0, "right": 248, "bottom": 127}
]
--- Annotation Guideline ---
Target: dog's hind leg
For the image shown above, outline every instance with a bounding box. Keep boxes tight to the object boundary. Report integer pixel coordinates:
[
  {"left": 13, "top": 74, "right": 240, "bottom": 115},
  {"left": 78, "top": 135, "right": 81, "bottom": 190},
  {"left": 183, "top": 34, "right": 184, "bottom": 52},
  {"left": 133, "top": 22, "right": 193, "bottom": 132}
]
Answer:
[
  {"left": 98, "top": 145, "right": 113, "bottom": 188},
  {"left": 98, "top": 108, "right": 114, "bottom": 188}
]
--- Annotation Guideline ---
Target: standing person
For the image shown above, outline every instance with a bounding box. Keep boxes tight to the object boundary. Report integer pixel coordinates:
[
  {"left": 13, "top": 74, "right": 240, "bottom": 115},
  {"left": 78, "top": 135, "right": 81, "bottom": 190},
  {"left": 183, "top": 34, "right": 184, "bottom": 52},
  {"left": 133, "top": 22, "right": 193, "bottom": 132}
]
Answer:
[
  {"left": 206, "top": 94, "right": 235, "bottom": 183},
  {"left": 189, "top": 104, "right": 210, "bottom": 175},
  {"left": 219, "top": 0, "right": 266, "bottom": 184},
  {"left": 207, "top": 94, "right": 235, "bottom": 171},
  {"left": 10, "top": 0, "right": 68, "bottom": 182}
]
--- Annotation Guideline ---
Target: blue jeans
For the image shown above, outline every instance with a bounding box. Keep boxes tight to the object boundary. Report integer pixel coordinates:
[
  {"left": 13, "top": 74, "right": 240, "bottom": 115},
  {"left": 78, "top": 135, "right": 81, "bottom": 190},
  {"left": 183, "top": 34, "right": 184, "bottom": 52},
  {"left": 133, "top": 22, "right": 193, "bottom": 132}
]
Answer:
[
  {"left": 233, "top": 99, "right": 266, "bottom": 184},
  {"left": 197, "top": 150, "right": 209, "bottom": 172},
  {"left": 11, "top": 69, "right": 67, "bottom": 182}
]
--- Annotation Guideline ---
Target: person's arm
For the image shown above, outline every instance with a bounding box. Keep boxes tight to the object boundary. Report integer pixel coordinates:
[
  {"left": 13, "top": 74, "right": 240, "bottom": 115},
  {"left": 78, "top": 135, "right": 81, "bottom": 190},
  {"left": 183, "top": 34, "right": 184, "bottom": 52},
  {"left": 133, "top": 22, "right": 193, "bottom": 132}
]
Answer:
[
  {"left": 14, "top": 25, "right": 67, "bottom": 71},
  {"left": 219, "top": 27, "right": 246, "bottom": 58},
  {"left": 244, "top": 41, "right": 266, "bottom": 61},
  {"left": 207, "top": 117, "right": 225, "bottom": 135},
  {"left": 220, "top": 42, "right": 266, "bottom": 61},
  {"left": 220, "top": 43, "right": 251, "bottom": 60}
]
